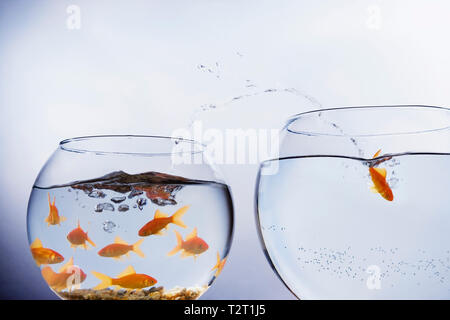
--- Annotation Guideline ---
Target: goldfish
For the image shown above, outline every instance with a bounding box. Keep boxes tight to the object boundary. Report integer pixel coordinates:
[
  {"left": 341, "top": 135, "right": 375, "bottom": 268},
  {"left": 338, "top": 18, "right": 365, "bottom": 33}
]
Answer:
[
  {"left": 98, "top": 237, "right": 145, "bottom": 260},
  {"left": 91, "top": 265, "right": 157, "bottom": 291},
  {"left": 67, "top": 220, "right": 96, "bottom": 249},
  {"left": 45, "top": 193, "right": 66, "bottom": 226},
  {"left": 135, "top": 185, "right": 178, "bottom": 203},
  {"left": 138, "top": 206, "right": 189, "bottom": 237},
  {"left": 168, "top": 227, "right": 209, "bottom": 259},
  {"left": 369, "top": 149, "right": 394, "bottom": 201},
  {"left": 30, "top": 238, "right": 64, "bottom": 267},
  {"left": 41, "top": 257, "right": 87, "bottom": 291},
  {"left": 211, "top": 252, "right": 227, "bottom": 277},
  {"left": 138, "top": 185, "right": 172, "bottom": 200}
]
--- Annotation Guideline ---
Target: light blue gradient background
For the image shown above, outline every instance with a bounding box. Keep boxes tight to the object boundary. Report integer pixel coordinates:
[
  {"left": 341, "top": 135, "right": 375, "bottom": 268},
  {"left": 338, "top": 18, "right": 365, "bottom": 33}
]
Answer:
[{"left": 0, "top": 1, "right": 449, "bottom": 299}]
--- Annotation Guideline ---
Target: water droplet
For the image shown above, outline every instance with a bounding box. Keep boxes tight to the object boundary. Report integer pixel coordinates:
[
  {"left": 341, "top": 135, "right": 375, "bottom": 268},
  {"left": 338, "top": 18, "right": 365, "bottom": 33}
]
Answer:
[
  {"left": 137, "top": 198, "right": 147, "bottom": 210},
  {"left": 102, "top": 221, "right": 117, "bottom": 233},
  {"left": 89, "top": 190, "right": 106, "bottom": 198},
  {"left": 111, "top": 196, "right": 126, "bottom": 204},
  {"left": 94, "top": 203, "right": 114, "bottom": 212},
  {"left": 118, "top": 204, "right": 129, "bottom": 212},
  {"left": 128, "top": 189, "right": 143, "bottom": 199}
]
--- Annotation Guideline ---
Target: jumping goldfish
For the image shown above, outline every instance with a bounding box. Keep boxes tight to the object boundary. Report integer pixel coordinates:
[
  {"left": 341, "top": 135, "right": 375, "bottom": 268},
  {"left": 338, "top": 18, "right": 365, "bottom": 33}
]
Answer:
[
  {"left": 91, "top": 265, "right": 157, "bottom": 291},
  {"left": 41, "top": 257, "right": 87, "bottom": 291},
  {"left": 45, "top": 193, "right": 66, "bottom": 226},
  {"left": 67, "top": 220, "right": 96, "bottom": 249},
  {"left": 168, "top": 227, "right": 209, "bottom": 259},
  {"left": 30, "top": 238, "right": 64, "bottom": 267},
  {"left": 98, "top": 237, "right": 145, "bottom": 259},
  {"left": 138, "top": 206, "right": 189, "bottom": 237},
  {"left": 211, "top": 252, "right": 227, "bottom": 277},
  {"left": 369, "top": 149, "right": 394, "bottom": 201}
]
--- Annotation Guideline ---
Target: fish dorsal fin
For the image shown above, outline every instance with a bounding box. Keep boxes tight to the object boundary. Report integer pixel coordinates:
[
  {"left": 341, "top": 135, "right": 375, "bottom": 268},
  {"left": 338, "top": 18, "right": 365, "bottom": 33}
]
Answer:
[
  {"left": 59, "top": 257, "right": 74, "bottom": 273},
  {"left": 373, "top": 149, "right": 382, "bottom": 158},
  {"left": 114, "top": 236, "right": 128, "bottom": 245},
  {"left": 117, "top": 265, "right": 136, "bottom": 278},
  {"left": 186, "top": 228, "right": 198, "bottom": 241},
  {"left": 30, "top": 238, "right": 43, "bottom": 249},
  {"left": 373, "top": 167, "right": 387, "bottom": 178},
  {"left": 154, "top": 210, "right": 168, "bottom": 219},
  {"left": 77, "top": 219, "right": 81, "bottom": 228}
]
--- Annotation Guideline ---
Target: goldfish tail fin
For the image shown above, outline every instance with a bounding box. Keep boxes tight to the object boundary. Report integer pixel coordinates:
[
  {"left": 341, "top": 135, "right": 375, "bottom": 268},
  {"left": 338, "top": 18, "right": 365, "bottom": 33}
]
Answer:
[
  {"left": 86, "top": 234, "right": 96, "bottom": 247},
  {"left": 171, "top": 206, "right": 189, "bottom": 228},
  {"left": 30, "top": 238, "right": 43, "bottom": 249},
  {"left": 167, "top": 230, "right": 183, "bottom": 256},
  {"left": 59, "top": 257, "right": 74, "bottom": 273},
  {"left": 133, "top": 239, "right": 145, "bottom": 258},
  {"left": 91, "top": 271, "right": 112, "bottom": 290},
  {"left": 48, "top": 193, "right": 51, "bottom": 206},
  {"left": 211, "top": 252, "right": 221, "bottom": 271},
  {"left": 373, "top": 149, "right": 382, "bottom": 158},
  {"left": 41, "top": 266, "right": 55, "bottom": 284}
]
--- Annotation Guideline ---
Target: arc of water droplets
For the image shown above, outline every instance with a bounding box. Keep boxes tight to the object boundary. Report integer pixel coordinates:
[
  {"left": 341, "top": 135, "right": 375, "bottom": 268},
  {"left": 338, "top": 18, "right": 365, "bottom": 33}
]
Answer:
[
  {"left": 187, "top": 87, "right": 323, "bottom": 130},
  {"left": 188, "top": 53, "right": 327, "bottom": 130}
]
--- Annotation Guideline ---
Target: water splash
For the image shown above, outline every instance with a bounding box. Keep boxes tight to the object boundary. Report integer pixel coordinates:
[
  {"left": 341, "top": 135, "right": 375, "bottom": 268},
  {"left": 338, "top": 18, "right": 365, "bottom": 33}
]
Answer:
[
  {"left": 197, "top": 62, "right": 221, "bottom": 79},
  {"left": 187, "top": 53, "right": 323, "bottom": 131}
]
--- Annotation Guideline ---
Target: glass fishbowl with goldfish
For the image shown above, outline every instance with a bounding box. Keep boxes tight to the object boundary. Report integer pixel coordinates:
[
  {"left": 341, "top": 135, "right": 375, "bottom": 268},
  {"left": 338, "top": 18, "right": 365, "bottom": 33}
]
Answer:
[
  {"left": 27, "top": 135, "right": 234, "bottom": 300},
  {"left": 256, "top": 106, "right": 450, "bottom": 299}
]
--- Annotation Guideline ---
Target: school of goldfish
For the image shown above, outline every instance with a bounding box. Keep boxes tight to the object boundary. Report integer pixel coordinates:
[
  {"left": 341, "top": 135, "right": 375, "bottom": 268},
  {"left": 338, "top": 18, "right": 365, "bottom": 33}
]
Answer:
[{"left": 31, "top": 193, "right": 227, "bottom": 293}]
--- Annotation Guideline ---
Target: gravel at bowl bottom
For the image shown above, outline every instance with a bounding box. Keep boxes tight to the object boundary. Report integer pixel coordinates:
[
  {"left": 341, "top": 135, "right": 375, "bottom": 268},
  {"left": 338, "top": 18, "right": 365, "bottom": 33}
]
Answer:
[{"left": 58, "top": 285, "right": 207, "bottom": 300}]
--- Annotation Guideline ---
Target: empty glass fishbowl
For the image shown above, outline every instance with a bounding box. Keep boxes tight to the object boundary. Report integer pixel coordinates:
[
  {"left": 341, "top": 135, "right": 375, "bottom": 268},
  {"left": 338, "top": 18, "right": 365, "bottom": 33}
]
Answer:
[
  {"left": 27, "top": 135, "right": 234, "bottom": 300},
  {"left": 256, "top": 106, "right": 450, "bottom": 299}
]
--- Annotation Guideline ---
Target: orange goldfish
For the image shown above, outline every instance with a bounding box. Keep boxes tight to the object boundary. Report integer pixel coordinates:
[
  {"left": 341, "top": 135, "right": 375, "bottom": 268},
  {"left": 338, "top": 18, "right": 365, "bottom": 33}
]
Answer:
[
  {"left": 98, "top": 237, "right": 145, "bottom": 259},
  {"left": 41, "top": 257, "right": 87, "bottom": 291},
  {"left": 45, "top": 193, "right": 66, "bottom": 226},
  {"left": 91, "top": 265, "right": 157, "bottom": 290},
  {"left": 369, "top": 149, "right": 394, "bottom": 201},
  {"left": 211, "top": 252, "right": 227, "bottom": 277},
  {"left": 168, "top": 228, "right": 209, "bottom": 259},
  {"left": 138, "top": 206, "right": 189, "bottom": 237},
  {"left": 67, "top": 220, "right": 96, "bottom": 249},
  {"left": 136, "top": 185, "right": 173, "bottom": 201},
  {"left": 30, "top": 238, "right": 64, "bottom": 267}
]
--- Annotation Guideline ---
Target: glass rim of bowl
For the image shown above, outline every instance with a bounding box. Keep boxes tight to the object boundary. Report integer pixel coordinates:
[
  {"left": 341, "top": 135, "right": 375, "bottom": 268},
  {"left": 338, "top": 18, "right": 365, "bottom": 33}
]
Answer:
[
  {"left": 59, "top": 134, "right": 206, "bottom": 157},
  {"left": 285, "top": 105, "right": 450, "bottom": 138}
]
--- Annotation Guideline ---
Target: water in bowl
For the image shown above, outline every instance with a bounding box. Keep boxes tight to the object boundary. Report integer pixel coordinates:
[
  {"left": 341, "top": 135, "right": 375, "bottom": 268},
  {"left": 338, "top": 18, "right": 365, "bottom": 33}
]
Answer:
[
  {"left": 257, "top": 152, "right": 450, "bottom": 299},
  {"left": 27, "top": 171, "right": 233, "bottom": 300}
]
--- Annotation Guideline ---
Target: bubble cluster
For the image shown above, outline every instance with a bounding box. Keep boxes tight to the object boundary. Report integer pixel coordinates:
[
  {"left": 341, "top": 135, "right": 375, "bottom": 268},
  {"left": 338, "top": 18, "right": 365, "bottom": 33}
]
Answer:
[
  {"left": 291, "top": 245, "right": 450, "bottom": 286},
  {"left": 102, "top": 220, "right": 117, "bottom": 233}
]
